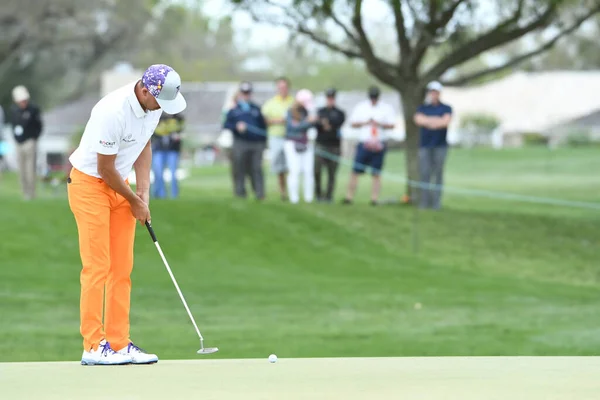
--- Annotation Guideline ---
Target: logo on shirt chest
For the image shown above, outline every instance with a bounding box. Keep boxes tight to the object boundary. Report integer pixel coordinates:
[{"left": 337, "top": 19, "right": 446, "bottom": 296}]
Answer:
[{"left": 122, "top": 134, "right": 136, "bottom": 143}]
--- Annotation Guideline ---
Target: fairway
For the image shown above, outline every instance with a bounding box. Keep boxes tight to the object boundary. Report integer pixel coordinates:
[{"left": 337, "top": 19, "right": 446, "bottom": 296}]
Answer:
[
  {"left": 2, "top": 357, "right": 600, "bottom": 399},
  {"left": 1, "top": 148, "right": 600, "bottom": 363}
]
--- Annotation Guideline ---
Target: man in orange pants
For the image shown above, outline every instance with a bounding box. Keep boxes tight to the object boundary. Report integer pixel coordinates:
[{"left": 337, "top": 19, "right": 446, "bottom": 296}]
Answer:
[{"left": 68, "top": 64, "right": 187, "bottom": 365}]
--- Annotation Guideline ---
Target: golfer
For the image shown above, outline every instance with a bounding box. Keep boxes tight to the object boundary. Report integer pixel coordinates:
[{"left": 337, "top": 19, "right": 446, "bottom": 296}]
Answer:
[{"left": 68, "top": 64, "right": 186, "bottom": 365}]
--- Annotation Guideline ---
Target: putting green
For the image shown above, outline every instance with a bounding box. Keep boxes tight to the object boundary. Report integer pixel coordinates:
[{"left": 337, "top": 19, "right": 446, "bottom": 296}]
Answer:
[{"left": 1, "top": 357, "right": 599, "bottom": 399}]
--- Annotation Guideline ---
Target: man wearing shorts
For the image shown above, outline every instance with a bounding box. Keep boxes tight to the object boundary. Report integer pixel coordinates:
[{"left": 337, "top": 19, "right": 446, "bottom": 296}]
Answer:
[
  {"left": 262, "top": 77, "right": 294, "bottom": 200},
  {"left": 343, "top": 86, "right": 396, "bottom": 205},
  {"left": 68, "top": 64, "right": 186, "bottom": 365}
]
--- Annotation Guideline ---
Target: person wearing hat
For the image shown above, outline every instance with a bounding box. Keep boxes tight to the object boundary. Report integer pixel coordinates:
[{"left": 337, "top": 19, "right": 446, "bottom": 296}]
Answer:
[
  {"left": 150, "top": 110, "right": 185, "bottom": 199},
  {"left": 284, "top": 89, "right": 318, "bottom": 204},
  {"left": 223, "top": 81, "right": 268, "bottom": 200},
  {"left": 413, "top": 81, "right": 453, "bottom": 209},
  {"left": 67, "top": 64, "right": 186, "bottom": 366},
  {"left": 9, "top": 85, "right": 43, "bottom": 200},
  {"left": 314, "top": 88, "right": 346, "bottom": 203},
  {"left": 343, "top": 86, "right": 396, "bottom": 205}
]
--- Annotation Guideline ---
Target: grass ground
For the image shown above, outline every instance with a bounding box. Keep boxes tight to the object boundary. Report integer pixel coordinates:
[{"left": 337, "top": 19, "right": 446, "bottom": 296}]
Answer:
[
  {"left": 3, "top": 357, "right": 600, "bottom": 399},
  {"left": 0, "top": 147, "right": 599, "bottom": 362}
]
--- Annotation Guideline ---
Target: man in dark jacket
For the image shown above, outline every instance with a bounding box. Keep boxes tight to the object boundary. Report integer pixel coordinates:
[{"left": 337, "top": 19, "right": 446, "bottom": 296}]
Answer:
[
  {"left": 151, "top": 111, "right": 185, "bottom": 199},
  {"left": 10, "top": 85, "right": 43, "bottom": 200},
  {"left": 314, "top": 88, "right": 345, "bottom": 202},
  {"left": 223, "top": 81, "right": 268, "bottom": 200}
]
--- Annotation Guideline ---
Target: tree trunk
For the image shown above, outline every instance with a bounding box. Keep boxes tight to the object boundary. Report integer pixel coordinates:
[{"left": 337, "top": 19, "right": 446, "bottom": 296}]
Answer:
[{"left": 401, "top": 90, "right": 421, "bottom": 204}]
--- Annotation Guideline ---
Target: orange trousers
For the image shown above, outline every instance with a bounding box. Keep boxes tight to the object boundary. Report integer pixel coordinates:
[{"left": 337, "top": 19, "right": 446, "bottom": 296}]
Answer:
[{"left": 67, "top": 168, "right": 136, "bottom": 351}]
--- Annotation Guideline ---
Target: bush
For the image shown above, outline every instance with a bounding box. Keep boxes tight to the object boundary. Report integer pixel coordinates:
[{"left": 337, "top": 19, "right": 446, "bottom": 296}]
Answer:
[
  {"left": 522, "top": 132, "right": 549, "bottom": 147},
  {"left": 460, "top": 113, "right": 501, "bottom": 132},
  {"left": 565, "top": 129, "right": 592, "bottom": 147}
]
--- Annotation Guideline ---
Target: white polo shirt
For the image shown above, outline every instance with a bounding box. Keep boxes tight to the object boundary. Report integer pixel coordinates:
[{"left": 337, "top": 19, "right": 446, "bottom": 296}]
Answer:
[
  {"left": 349, "top": 99, "right": 396, "bottom": 142},
  {"left": 69, "top": 82, "right": 162, "bottom": 179}
]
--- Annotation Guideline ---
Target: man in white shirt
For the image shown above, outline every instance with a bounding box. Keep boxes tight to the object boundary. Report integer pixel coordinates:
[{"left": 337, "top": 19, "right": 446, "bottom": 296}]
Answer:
[
  {"left": 67, "top": 64, "right": 186, "bottom": 366},
  {"left": 343, "top": 86, "right": 396, "bottom": 205}
]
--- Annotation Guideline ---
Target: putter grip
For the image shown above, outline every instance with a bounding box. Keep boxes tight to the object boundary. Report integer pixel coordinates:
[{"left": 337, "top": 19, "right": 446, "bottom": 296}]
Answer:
[{"left": 145, "top": 221, "right": 157, "bottom": 242}]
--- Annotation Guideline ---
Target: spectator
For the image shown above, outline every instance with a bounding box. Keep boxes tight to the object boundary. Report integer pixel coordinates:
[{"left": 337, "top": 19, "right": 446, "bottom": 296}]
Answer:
[
  {"left": 223, "top": 81, "right": 268, "bottom": 200},
  {"left": 262, "top": 77, "right": 295, "bottom": 201},
  {"left": 315, "top": 88, "right": 346, "bottom": 203},
  {"left": 284, "top": 89, "right": 318, "bottom": 204},
  {"left": 343, "top": 86, "right": 395, "bottom": 205},
  {"left": 413, "top": 81, "right": 453, "bottom": 210},
  {"left": 218, "top": 90, "right": 240, "bottom": 184},
  {"left": 9, "top": 85, "right": 43, "bottom": 200},
  {"left": 0, "top": 104, "right": 5, "bottom": 172},
  {"left": 151, "top": 111, "right": 185, "bottom": 199}
]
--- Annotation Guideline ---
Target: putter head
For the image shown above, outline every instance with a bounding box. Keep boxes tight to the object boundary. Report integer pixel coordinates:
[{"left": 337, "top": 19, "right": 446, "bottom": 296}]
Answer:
[{"left": 197, "top": 347, "right": 219, "bottom": 355}]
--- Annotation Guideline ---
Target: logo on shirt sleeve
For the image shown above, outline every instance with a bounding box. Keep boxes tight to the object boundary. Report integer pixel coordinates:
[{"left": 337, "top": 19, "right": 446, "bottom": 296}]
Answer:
[{"left": 99, "top": 140, "right": 116, "bottom": 148}]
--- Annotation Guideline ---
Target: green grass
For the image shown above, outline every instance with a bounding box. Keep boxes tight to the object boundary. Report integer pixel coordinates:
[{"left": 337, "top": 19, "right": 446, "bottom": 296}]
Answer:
[{"left": 1, "top": 147, "right": 599, "bottom": 362}]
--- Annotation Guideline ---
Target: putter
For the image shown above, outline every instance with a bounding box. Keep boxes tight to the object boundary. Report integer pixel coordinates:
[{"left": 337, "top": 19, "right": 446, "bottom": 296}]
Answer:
[{"left": 145, "top": 221, "right": 219, "bottom": 355}]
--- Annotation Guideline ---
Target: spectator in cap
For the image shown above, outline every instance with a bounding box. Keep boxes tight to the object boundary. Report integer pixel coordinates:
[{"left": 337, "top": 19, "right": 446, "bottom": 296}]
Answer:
[
  {"left": 262, "top": 77, "right": 295, "bottom": 201},
  {"left": 343, "top": 85, "right": 396, "bottom": 205},
  {"left": 284, "top": 89, "right": 318, "bottom": 204},
  {"left": 9, "top": 85, "right": 43, "bottom": 200},
  {"left": 223, "top": 81, "right": 268, "bottom": 200},
  {"left": 413, "top": 81, "right": 453, "bottom": 209},
  {"left": 314, "top": 88, "right": 346, "bottom": 203},
  {"left": 151, "top": 110, "right": 185, "bottom": 199}
]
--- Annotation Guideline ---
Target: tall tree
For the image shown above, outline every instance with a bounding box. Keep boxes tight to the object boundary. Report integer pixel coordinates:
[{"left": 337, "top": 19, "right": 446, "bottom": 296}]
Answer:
[
  {"left": 525, "top": 16, "right": 600, "bottom": 70},
  {"left": 132, "top": 5, "right": 242, "bottom": 81},
  {"left": 0, "top": 0, "right": 156, "bottom": 109},
  {"left": 230, "top": 0, "right": 600, "bottom": 201}
]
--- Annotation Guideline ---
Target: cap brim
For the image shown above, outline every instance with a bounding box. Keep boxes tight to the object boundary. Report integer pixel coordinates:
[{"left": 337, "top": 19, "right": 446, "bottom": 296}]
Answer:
[{"left": 157, "top": 92, "right": 187, "bottom": 114}]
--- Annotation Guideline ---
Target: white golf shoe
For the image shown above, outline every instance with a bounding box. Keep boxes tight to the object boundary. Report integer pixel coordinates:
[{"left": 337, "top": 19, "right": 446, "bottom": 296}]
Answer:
[
  {"left": 81, "top": 340, "right": 132, "bottom": 366},
  {"left": 116, "top": 342, "right": 159, "bottom": 365}
]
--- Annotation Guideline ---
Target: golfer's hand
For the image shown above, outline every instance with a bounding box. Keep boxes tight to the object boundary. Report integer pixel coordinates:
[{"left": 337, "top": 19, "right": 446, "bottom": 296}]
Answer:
[
  {"left": 131, "top": 197, "right": 151, "bottom": 225},
  {"left": 136, "top": 189, "right": 150, "bottom": 206}
]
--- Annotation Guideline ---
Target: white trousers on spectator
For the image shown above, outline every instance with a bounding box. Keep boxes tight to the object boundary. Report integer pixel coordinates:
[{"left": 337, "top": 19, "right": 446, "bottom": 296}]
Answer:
[{"left": 284, "top": 140, "right": 314, "bottom": 204}]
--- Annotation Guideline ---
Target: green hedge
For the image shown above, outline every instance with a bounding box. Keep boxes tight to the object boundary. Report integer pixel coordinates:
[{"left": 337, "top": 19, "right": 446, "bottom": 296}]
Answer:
[{"left": 522, "top": 132, "right": 548, "bottom": 147}]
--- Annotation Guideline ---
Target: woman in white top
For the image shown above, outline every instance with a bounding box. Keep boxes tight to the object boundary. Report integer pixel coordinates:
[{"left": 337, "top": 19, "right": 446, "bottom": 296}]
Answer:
[{"left": 284, "top": 89, "right": 318, "bottom": 204}]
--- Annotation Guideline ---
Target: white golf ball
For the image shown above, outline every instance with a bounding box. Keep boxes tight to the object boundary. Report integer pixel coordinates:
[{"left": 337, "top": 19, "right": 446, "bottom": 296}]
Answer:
[{"left": 268, "top": 354, "right": 278, "bottom": 363}]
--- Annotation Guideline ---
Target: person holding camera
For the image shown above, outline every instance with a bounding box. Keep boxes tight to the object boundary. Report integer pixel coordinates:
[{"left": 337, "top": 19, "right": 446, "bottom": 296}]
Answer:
[{"left": 343, "top": 86, "right": 396, "bottom": 205}]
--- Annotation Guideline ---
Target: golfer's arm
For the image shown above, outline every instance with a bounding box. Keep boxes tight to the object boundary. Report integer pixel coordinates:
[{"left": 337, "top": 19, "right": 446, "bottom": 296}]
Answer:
[
  {"left": 97, "top": 154, "right": 138, "bottom": 204},
  {"left": 133, "top": 140, "right": 152, "bottom": 194}
]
